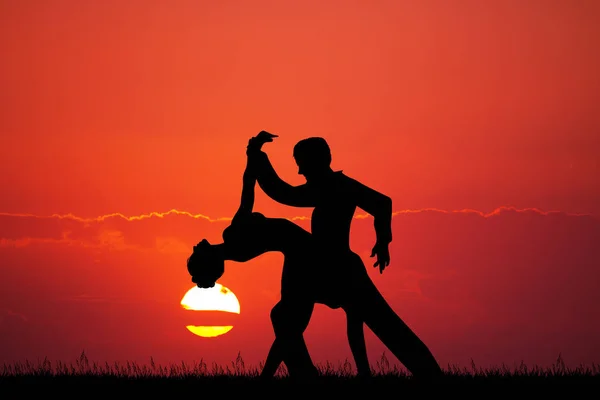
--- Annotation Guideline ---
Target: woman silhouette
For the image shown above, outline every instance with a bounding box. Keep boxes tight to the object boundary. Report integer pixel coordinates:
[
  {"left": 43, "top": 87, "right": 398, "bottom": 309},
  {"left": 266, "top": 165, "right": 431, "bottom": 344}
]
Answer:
[{"left": 187, "top": 133, "right": 442, "bottom": 379}]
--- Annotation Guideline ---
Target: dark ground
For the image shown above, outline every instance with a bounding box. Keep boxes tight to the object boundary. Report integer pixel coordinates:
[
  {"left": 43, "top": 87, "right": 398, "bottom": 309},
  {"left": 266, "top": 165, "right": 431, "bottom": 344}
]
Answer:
[
  {"left": 2, "top": 353, "right": 598, "bottom": 397},
  {"left": 2, "top": 373, "right": 599, "bottom": 398}
]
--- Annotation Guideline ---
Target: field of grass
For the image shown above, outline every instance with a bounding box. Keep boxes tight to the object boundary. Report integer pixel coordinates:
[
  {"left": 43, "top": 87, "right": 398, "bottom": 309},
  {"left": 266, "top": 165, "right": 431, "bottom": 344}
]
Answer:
[{"left": 2, "top": 352, "right": 599, "bottom": 396}]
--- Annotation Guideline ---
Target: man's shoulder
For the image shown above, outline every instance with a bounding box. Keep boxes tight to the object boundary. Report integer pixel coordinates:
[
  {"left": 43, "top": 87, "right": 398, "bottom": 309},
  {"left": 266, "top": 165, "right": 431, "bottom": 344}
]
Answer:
[
  {"left": 334, "top": 171, "right": 360, "bottom": 185},
  {"left": 330, "top": 172, "right": 366, "bottom": 193}
]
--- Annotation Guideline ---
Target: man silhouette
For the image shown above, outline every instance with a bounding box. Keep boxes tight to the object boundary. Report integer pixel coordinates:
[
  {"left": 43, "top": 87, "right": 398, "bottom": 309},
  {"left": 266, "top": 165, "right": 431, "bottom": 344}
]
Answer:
[
  {"left": 248, "top": 132, "right": 392, "bottom": 273},
  {"left": 245, "top": 132, "right": 394, "bottom": 377},
  {"left": 246, "top": 131, "right": 442, "bottom": 379}
]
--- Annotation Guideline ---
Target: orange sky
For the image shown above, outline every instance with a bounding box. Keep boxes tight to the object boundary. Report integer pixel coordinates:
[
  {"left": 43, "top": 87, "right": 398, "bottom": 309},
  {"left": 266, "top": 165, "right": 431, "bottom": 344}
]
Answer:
[{"left": 1, "top": 1, "right": 599, "bottom": 371}]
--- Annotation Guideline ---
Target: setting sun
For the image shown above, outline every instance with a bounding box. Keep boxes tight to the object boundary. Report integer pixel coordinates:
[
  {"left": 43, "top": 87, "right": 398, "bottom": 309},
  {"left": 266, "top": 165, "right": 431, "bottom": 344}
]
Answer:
[{"left": 180, "top": 284, "right": 241, "bottom": 338}]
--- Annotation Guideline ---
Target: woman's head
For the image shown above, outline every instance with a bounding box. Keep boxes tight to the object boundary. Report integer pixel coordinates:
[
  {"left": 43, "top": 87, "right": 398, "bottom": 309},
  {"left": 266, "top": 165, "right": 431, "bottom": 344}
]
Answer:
[{"left": 187, "top": 239, "right": 224, "bottom": 288}]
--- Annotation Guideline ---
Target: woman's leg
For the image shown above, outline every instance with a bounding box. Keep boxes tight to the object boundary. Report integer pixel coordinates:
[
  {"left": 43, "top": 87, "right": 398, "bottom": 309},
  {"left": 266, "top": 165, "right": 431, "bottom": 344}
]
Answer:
[
  {"left": 267, "top": 299, "right": 318, "bottom": 379},
  {"left": 261, "top": 300, "right": 313, "bottom": 378},
  {"left": 219, "top": 215, "right": 319, "bottom": 379},
  {"left": 260, "top": 334, "right": 284, "bottom": 378}
]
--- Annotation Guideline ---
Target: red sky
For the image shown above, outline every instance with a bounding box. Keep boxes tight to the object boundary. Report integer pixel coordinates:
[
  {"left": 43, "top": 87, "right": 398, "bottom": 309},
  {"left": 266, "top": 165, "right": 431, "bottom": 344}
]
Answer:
[{"left": 1, "top": 1, "right": 599, "bottom": 371}]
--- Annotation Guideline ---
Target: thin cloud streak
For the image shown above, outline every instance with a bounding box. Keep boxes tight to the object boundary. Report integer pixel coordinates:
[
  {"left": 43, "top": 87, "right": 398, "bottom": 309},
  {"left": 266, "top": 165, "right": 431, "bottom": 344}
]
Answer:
[{"left": 0, "top": 206, "right": 594, "bottom": 224}]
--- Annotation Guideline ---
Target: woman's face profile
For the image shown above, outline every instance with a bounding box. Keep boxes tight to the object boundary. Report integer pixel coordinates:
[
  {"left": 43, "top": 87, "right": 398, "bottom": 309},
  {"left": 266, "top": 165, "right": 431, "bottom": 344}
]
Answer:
[{"left": 187, "top": 241, "right": 224, "bottom": 288}]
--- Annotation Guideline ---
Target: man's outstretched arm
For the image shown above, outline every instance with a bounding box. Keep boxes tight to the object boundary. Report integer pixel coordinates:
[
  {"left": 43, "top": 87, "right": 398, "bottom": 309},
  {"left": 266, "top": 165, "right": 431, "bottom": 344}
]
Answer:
[
  {"left": 347, "top": 176, "right": 393, "bottom": 272},
  {"left": 249, "top": 150, "right": 315, "bottom": 208}
]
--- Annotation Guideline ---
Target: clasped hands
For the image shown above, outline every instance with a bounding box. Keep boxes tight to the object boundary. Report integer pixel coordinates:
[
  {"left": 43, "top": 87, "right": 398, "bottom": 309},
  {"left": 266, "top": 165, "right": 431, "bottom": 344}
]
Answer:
[
  {"left": 247, "top": 130, "right": 278, "bottom": 155},
  {"left": 244, "top": 131, "right": 277, "bottom": 181}
]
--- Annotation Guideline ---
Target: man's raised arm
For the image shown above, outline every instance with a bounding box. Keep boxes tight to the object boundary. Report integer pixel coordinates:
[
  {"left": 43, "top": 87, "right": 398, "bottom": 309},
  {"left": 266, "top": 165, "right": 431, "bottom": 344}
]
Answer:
[{"left": 249, "top": 150, "right": 315, "bottom": 208}]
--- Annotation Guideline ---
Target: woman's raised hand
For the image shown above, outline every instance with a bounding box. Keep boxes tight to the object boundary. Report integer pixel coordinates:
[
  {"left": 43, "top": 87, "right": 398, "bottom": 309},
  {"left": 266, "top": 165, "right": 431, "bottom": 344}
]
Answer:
[
  {"left": 256, "top": 130, "right": 278, "bottom": 142},
  {"left": 247, "top": 131, "right": 278, "bottom": 155}
]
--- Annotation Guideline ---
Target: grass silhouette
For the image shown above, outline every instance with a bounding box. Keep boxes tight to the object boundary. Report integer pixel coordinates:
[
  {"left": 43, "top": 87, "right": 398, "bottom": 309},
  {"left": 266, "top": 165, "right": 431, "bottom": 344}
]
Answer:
[{"left": 2, "top": 351, "right": 599, "bottom": 395}]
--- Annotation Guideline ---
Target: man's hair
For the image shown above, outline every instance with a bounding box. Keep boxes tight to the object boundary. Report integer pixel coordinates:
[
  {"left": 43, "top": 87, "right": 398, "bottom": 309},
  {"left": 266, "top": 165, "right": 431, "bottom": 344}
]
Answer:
[{"left": 293, "top": 137, "right": 331, "bottom": 167}]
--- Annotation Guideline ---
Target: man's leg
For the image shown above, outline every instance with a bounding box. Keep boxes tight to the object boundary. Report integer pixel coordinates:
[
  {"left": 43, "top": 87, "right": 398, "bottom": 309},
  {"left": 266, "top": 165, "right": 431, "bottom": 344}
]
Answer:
[
  {"left": 348, "top": 282, "right": 443, "bottom": 379},
  {"left": 346, "top": 311, "right": 371, "bottom": 377}
]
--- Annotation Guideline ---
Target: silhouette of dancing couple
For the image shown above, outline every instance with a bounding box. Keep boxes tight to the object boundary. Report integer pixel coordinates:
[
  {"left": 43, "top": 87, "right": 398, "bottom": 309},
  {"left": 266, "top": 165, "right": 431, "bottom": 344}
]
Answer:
[{"left": 187, "top": 131, "right": 442, "bottom": 380}]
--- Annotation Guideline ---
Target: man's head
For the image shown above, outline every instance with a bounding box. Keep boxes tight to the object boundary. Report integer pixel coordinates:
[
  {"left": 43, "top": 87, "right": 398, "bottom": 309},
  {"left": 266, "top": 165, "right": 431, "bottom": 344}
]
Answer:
[
  {"left": 293, "top": 137, "right": 332, "bottom": 182},
  {"left": 186, "top": 239, "right": 224, "bottom": 289}
]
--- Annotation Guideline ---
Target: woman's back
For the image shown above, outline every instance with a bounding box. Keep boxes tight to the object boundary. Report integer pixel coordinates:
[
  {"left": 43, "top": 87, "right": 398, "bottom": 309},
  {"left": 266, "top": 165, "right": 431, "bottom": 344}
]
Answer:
[{"left": 223, "top": 212, "right": 371, "bottom": 309}]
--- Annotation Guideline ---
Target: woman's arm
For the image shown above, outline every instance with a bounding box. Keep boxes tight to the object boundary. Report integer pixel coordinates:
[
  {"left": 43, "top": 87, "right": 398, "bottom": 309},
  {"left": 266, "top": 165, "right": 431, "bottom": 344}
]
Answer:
[
  {"left": 231, "top": 166, "right": 256, "bottom": 224},
  {"left": 231, "top": 145, "right": 258, "bottom": 224}
]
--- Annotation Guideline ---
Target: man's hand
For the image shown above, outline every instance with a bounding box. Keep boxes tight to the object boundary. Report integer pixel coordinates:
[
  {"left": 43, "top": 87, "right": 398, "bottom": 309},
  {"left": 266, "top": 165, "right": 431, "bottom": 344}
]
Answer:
[
  {"left": 370, "top": 241, "right": 390, "bottom": 274},
  {"left": 247, "top": 131, "right": 278, "bottom": 155}
]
